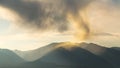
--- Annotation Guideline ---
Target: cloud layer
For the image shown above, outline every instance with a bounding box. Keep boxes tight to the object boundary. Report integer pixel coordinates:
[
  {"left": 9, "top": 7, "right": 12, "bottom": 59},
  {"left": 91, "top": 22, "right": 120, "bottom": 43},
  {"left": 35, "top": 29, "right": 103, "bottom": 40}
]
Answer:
[{"left": 0, "top": 0, "right": 92, "bottom": 40}]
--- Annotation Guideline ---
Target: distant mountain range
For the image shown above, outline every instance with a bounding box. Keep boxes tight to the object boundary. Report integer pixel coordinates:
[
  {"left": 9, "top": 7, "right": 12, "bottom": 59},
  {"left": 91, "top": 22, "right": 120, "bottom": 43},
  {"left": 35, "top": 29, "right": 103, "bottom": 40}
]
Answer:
[
  {"left": 0, "top": 42, "right": 120, "bottom": 68},
  {"left": 0, "top": 49, "right": 25, "bottom": 68},
  {"left": 15, "top": 43, "right": 60, "bottom": 61}
]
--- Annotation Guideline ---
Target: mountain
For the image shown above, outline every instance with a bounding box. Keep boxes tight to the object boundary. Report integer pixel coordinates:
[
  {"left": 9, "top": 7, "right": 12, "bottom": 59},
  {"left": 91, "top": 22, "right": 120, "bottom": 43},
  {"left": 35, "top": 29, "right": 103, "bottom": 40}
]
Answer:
[
  {"left": 80, "top": 43, "right": 120, "bottom": 68},
  {"left": 0, "top": 49, "right": 25, "bottom": 67},
  {"left": 112, "top": 47, "right": 120, "bottom": 51},
  {"left": 15, "top": 43, "right": 60, "bottom": 61},
  {"left": 15, "top": 42, "right": 120, "bottom": 68}
]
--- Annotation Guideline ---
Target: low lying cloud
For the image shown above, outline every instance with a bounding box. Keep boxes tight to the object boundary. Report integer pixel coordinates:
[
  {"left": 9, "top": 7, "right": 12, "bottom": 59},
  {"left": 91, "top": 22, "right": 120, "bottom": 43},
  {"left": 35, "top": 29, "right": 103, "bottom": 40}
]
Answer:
[{"left": 93, "top": 32, "right": 117, "bottom": 37}]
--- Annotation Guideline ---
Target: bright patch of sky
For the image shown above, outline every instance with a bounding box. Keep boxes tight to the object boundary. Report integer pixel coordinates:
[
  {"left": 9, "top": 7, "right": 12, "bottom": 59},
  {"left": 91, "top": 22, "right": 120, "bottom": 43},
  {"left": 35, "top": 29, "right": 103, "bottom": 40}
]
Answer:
[
  {"left": 0, "top": 18, "right": 73, "bottom": 51},
  {"left": 0, "top": 19, "right": 10, "bottom": 34}
]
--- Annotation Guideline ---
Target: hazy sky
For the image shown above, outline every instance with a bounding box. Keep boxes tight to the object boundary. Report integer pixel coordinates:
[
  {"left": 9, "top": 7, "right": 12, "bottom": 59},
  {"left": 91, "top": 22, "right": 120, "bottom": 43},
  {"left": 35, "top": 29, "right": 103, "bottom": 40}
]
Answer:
[{"left": 0, "top": 0, "right": 120, "bottom": 51}]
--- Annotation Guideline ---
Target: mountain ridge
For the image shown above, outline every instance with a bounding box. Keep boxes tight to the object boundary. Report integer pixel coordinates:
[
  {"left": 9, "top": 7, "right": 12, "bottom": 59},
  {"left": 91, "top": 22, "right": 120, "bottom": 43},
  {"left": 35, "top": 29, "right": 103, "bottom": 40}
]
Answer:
[{"left": 14, "top": 42, "right": 120, "bottom": 68}]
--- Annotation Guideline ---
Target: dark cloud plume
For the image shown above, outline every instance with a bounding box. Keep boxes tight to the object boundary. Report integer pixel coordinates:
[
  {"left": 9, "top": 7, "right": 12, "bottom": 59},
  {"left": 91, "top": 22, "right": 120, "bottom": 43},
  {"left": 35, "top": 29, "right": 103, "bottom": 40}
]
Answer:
[
  {"left": 63, "top": 0, "right": 91, "bottom": 14},
  {"left": 0, "top": 0, "right": 92, "bottom": 37}
]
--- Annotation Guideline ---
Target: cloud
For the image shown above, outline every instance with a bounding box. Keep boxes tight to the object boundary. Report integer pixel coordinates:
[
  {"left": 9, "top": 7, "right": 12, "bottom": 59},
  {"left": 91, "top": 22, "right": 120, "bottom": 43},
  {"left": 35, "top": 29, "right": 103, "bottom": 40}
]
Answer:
[
  {"left": 0, "top": 0, "right": 93, "bottom": 40},
  {"left": 93, "top": 32, "right": 117, "bottom": 37}
]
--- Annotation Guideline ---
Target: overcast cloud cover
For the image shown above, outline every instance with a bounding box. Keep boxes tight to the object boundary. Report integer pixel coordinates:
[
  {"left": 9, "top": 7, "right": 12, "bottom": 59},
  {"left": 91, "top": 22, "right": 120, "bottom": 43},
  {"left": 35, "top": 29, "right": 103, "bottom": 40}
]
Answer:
[
  {"left": 0, "top": 0, "right": 120, "bottom": 50},
  {"left": 0, "top": 0, "right": 91, "bottom": 32}
]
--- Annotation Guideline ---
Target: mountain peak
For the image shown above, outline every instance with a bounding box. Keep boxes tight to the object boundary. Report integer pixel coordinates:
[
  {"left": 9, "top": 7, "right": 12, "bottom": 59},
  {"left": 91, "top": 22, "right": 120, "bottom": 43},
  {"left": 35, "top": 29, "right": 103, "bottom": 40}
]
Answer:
[
  {"left": 52, "top": 42, "right": 100, "bottom": 50},
  {"left": 14, "top": 42, "right": 107, "bottom": 62}
]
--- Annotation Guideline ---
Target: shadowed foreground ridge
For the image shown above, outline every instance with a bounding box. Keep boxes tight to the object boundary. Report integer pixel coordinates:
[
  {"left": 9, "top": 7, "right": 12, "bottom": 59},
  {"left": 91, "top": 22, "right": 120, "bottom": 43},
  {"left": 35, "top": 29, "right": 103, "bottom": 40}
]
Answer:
[
  {"left": 0, "top": 49, "right": 25, "bottom": 68},
  {"left": 1, "top": 42, "right": 120, "bottom": 68}
]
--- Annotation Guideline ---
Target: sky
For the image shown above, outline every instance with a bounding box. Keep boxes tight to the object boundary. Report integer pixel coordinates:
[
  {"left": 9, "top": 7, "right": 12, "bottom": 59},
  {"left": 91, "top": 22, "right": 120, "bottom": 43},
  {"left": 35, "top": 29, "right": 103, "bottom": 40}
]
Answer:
[{"left": 0, "top": 0, "right": 120, "bottom": 51}]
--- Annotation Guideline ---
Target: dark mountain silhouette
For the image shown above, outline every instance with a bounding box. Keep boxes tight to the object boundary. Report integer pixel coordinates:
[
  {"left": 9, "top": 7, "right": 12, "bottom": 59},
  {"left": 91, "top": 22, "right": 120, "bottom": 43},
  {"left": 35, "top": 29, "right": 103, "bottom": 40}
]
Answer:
[
  {"left": 0, "top": 49, "right": 25, "bottom": 68},
  {"left": 14, "top": 42, "right": 120, "bottom": 68},
  {"left": 80, "top": 43, "right": 120, "bottom": 68},
  {"left": 112, "top": 47, "right": 120, "bottom": 51}
]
